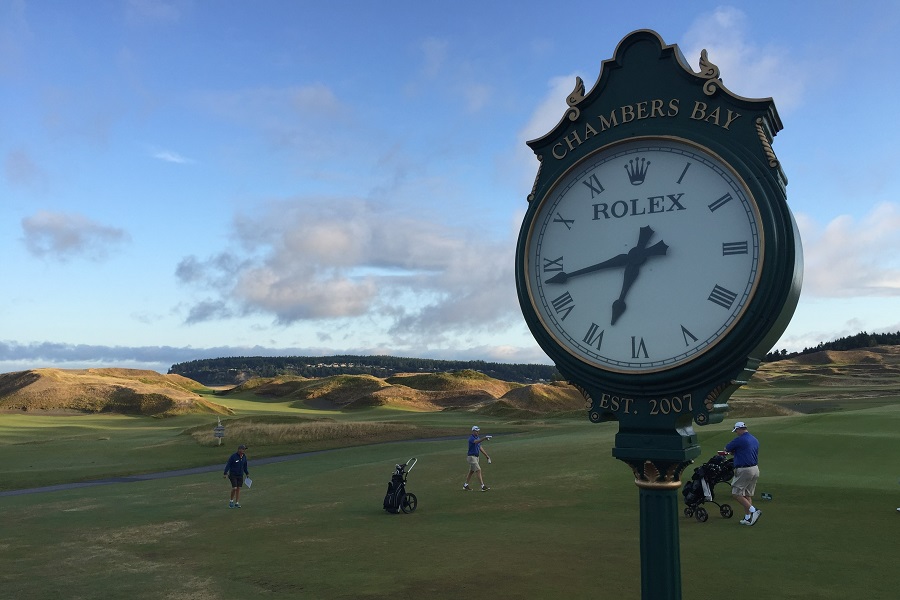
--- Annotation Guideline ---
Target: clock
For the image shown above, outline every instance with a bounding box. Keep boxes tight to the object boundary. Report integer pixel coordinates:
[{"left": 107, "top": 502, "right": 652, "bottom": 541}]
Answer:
[{"left": 522, "top": 136, "right": 763, "bottom": 374}]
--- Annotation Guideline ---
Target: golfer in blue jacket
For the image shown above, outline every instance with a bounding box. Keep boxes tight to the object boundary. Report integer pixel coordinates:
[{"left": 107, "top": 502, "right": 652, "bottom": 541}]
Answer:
[{"left": 223, "top": 444, "right": 250, "bottom": 508}]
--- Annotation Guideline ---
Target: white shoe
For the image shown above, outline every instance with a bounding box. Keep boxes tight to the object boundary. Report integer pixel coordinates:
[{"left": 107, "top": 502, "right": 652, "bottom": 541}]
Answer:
[
  {"left": 749, "top": 509, "right": 761, "bottom": 525},
  {"left": 463, "top": 484, "right": 471, "bottom": 491},
  {"left": 739, "top": 516, "right": 751, "bottom": 526}
]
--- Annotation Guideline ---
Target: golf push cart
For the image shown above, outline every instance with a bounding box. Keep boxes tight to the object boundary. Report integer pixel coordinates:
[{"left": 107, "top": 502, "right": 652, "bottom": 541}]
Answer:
[
  {"left": 682, "top": 451, "right": 735, "bottom": 522},
  {"left": 383, "top": 457, "right": 418, "bottom": 514}
]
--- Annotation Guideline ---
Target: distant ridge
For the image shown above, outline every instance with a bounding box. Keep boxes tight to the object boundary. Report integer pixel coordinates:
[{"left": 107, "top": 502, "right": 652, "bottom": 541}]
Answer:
[
  {"left": 765, "top": 332, "right": 900, "bottom": 362},
  {"left": 168, "top": 355, "right": 560, "bottom": 387}
]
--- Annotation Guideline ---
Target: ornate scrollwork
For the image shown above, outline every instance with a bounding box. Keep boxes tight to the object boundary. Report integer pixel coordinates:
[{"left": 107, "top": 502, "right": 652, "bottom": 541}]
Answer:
[
  {"left": 698, "top": 49, "right": 723, "bottom": 96},
  {"left": 572, "top": 381, "right": 593, "bottom": 410},
  {"left": 621, "top": 458, "right": 693, "bottom": 490},
  {"left": 705, "top": 382, "right": 729, "bottom": 411},
  {"left": 565, "top": 76, "right": 586, "bottom": 121},
  {"left": 755, "top": 117, "right": 780, "bottom": 168}
]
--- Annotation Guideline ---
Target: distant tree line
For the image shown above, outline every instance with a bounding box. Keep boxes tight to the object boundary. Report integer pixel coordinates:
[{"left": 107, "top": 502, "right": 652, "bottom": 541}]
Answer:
[
  {"left": 169, "top": 331, "right": 899, "bottom": 384},
  {"left": 764, "top": 331, "right": 900, "bottom": 362},
  {"left": 168, "top": 355, "right": 562, "bottom": 386}
]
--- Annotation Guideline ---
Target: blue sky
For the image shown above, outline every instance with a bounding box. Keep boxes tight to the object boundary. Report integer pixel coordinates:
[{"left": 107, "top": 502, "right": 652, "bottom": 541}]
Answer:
[{"left": 2, "top": 1, "right": 899, "bottom": 374}]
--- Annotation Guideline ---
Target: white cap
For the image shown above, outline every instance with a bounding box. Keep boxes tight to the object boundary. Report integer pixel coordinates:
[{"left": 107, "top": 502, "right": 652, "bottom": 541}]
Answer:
[
  {"left": 472, "top": 425, "right": 480, "bottom": 431},
  {"left": 732, "top": 421, "right": 747, "bottom": 432}
]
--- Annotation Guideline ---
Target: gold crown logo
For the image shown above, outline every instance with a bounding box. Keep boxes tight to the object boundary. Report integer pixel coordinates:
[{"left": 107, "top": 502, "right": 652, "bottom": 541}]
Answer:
[{"left": 624, "top": 158, "right": 650, "bottom": 185}]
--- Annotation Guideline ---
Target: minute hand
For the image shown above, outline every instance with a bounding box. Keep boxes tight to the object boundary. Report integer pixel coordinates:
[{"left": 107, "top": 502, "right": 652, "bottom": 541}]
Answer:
[{"left": 544, "top": 253, "right": 631, "bottom": 284}]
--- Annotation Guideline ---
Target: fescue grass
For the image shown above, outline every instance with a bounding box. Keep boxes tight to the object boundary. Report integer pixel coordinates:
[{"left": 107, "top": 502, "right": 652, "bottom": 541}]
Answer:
[{"left": 2, "top": 402, "right": 900, "bottom": 599}]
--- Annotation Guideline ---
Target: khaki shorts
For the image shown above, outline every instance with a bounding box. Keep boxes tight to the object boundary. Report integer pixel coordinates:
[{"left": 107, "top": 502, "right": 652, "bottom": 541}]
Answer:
[
  {"left": 466, "top": 455, "right": 481, "bottom": 472},
  {"left": 731, "top": 465, "right": 759, "bottom": 497}
]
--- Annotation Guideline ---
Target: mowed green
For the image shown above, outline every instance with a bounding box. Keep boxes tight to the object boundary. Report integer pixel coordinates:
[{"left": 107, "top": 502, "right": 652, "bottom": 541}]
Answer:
[{"left": 2, "top": 402, "right": 900, "bottom": 599}]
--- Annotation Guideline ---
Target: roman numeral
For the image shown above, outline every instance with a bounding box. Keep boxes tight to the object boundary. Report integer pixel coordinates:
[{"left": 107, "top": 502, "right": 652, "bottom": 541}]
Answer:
[
  {"left": 681, "top": 325, "right": 698, "bottom": 346},
  {"left": 708, "top": 285, "right": 738, "bottom": 309},
  {"left": 543, "top": 256, "right": 563, "bottom": 272},
  {"left": 722, "top": 241, "right": 748, "bottom": 255},
  {"left": 553, "top": 213, "right": 574, "bottom": 230},
  {"left": 708, "top": 193, "right": 733, "bottom": 212},
  {"left": 631, "top": 336, "right": 648, "bottom": 359},
  {"left": 676, "top": 162, "right": 691, "bottom": 184},
  {"left": 583, "top": 323, "right": 604, "bottom": 349},
  {"left": 582, "top": 173, "right": 605, "bottom": 198},
  {"left": 550, "top": 291, "right": 575, "bottom": 321}
]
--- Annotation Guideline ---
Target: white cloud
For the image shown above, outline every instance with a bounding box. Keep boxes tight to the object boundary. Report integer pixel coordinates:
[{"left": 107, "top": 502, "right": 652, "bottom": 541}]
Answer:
[
  {"left": 680, "top": 7, "right": 808, "bottom": 111},
  {"left": 152, "top": 149, "right": 193, "bottom": 164},
  {"left": 176, "top": 198, "right": 518, "bottom": 342},
  {"left": 21, "top": 211, "right": 130, "bottom": 261},
  {"left": 796, "top": 202, "right": 900, "bottom": 297},
  {"left": 510, "top": 74, "right": 580, "bottom": 193}
]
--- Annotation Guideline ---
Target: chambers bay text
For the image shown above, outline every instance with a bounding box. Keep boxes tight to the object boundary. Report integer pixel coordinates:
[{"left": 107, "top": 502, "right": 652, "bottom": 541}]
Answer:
[{"left": 551, "top": 98, "right": 742, "bottom": 160}]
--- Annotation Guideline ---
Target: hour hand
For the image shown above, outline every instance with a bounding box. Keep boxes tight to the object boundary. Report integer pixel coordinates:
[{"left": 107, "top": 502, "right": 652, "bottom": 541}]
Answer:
[
  {"left": 610, "top": 232, "right": 668, "bottom": 325},
  {"left": 545, "top": 253, "right": 630, "bottom": 284}
]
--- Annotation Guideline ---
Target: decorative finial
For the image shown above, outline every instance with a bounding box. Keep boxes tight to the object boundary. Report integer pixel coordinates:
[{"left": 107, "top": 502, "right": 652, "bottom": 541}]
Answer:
[{"left": 699, "top": 49, "right": 723, "bottom": 96}]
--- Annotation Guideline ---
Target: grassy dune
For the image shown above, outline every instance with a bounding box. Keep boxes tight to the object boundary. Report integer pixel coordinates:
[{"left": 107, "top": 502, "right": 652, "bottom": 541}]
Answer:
[
  {"left": 10, "top": 347, "right": 897, "bottom": 420},
  {"left": 735, "top": 346, "right": 900, "bottom": 413},
  {"left": 0, "top": 368, "right": 228, "bottom": 417}
]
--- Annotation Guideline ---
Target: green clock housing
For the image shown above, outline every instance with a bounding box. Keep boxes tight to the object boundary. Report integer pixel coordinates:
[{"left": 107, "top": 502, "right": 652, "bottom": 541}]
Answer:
[{"left": 515, "top": 30, "right": 802, "bottom": 429}]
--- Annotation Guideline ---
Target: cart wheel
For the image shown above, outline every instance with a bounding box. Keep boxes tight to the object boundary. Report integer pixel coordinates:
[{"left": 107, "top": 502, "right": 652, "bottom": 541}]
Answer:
[
  {"left": 720, "top": 504, "right": 734, "bottom": 519},
  {"left": 695, "top": 507, "right": 709, "bottom": 522},
  {"left": 683, "top": 507, "right": 694, "bottom": 518},
  {"left": 401, "top": 493, "right": 418, "bottom": 513}
]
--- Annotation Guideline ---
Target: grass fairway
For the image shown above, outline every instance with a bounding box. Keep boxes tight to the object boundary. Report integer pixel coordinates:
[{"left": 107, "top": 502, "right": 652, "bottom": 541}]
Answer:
[{"left": 2, "top": 406, "right": 900, "bottom": 599}]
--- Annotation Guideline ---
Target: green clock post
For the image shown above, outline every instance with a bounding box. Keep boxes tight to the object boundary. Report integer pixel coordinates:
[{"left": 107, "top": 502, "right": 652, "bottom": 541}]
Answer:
[{"left": 515, "top": 30, "right": 802, "bottom": 599}]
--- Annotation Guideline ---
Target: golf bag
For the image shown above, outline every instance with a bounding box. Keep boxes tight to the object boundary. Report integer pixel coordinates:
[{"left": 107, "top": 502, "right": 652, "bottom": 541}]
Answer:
[
  {"left": 682, "top": 452, "right": 735, "bottom": 522},
  {"left": 383, "top": 457, "right": 418, "bottom": 514}
]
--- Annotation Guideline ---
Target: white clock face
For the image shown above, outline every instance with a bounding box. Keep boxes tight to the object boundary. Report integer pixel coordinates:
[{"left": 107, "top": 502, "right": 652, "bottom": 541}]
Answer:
[{"left": 525, "top": 137, "right": 764, "bottom": 373}]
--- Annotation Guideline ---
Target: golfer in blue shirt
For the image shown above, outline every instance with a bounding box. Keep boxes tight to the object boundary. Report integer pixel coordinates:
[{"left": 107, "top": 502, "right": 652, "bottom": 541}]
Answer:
[
  {"left": 464, "top": 426, "right": 492, "bottom": 492},
  {"left": 725, "top": 422, "right": 761, "bottom": 525}
]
